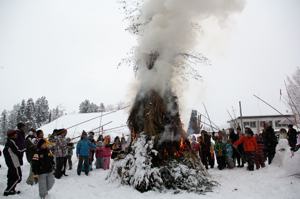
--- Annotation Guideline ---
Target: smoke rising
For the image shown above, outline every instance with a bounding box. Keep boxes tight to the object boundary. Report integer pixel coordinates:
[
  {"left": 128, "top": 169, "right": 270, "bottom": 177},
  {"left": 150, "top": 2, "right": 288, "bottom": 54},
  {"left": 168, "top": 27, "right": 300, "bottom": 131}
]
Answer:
[{"left": 128, "top": 0, "right": 246, "bottom": 96}]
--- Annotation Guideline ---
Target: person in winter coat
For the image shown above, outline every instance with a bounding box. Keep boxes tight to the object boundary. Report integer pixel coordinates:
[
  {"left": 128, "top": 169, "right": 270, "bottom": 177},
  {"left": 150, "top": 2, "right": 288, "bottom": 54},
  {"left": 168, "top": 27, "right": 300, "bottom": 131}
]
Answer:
[
  {"left": 121, "top": 136, "right": 127, "bottom": 152},
  {"left": 200, "top": 131, "right": 213, "bottom": 169},
  {"left": 3, "top": 130, "right": 26, "bottom": 196},
  {"left": 53, "top": 129, "right": 68, "bottom": 179},
  {"left": 32, "top": 138, "right": 55, "bottom": 199},
  {"left": 262, "top": 123, "right": 278, "bottom": 164},
  {"left": 15, "top": 122, "right": 26, "bottom": 166},
  {"left": 95, "top": 135, "right": 104, "bottom": 169},
  {"left": 287, "top": 124, "right": 298, "bottom": 151},
  {"left": 102, "top": 136, "right": 112, "bottom": 170},
  {"left": 225, "top": 140, "right": 234, "bottom": 169},
  {"left": 66, "top": 138, "right": 74, "bottom": 170},
  {"left": 234, "top": 127, "right": 257, "bottom": 171},
  {"left": 76, "top": 131, "right": 96, "bottom": 175},
  {"left": 191, "top": 136, "right": 200, "bottom": 157},
  {"left": 25, "top": 129, "right": 37, "bottom": 185},
  {"left": 235, "top": 127, "right": 245, "bottom": 167},
  {"left": 255, "top": 134, "right": 266, "bottom": 169},
  {"left": 229, "top": 128, "right": 240, "bottom": 167},
  {"left": 111, "top": 136, "right": 122, "bottom": 159},
  {"left": 88, "top": 132, "right": 96, "bottom": 170},
  {"left": 95, "top": 141, "right": 104, "bottom": 169},
  {"left": 214, "top": 136, "right": 226, "bottom": 170}
]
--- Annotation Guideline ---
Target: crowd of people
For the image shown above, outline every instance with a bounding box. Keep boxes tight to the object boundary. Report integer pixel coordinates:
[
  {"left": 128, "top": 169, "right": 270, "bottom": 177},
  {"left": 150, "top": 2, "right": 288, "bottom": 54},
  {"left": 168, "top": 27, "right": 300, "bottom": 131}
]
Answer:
[
  {"left": 0, "top": 123, "right": 129, "bottom": 198},
  {"left": 190, "top": 123, "right": 299, "bottom": 171},
  {"left": 0, "top": 122, "right": 299, "bottom": 198}
]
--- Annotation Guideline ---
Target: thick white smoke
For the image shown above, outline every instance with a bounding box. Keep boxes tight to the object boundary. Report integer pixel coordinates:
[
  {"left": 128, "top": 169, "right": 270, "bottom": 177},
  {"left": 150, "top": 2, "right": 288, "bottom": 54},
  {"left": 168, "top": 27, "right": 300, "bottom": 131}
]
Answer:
[{"left": 131, "top": 0, "right": 246, "bottom": 96}]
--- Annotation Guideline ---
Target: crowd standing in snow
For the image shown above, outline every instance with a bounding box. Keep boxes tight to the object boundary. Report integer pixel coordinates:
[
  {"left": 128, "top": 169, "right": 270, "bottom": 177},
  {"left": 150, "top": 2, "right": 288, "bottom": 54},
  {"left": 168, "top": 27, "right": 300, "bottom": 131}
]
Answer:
[{"left": 1, "top": 121, "right": 300, "bottom": 198}]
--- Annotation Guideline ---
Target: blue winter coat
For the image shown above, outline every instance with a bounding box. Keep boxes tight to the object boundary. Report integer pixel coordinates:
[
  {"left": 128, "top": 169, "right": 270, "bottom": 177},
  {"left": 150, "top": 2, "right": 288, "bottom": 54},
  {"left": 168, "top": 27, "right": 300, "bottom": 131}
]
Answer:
[
  {"left": 76, "top": 138, "right": 96, "bottom": 157},
  {"left": 225, "top": 143, "right": 233, "bottom": 158}
]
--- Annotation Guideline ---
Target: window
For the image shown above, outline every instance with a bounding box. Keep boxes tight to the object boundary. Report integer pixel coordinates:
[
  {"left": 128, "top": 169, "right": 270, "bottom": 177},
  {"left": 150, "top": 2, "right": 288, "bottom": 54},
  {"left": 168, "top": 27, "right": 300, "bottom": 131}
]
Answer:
[
  {"left": 250, "top": 121, "right": 256, "bottom": 128},
  {"left": 243, "top": 122, "right": 250, "bottom": 127},
  {"left": 275, "top": 120, "right": 281, "bottom": 127}
]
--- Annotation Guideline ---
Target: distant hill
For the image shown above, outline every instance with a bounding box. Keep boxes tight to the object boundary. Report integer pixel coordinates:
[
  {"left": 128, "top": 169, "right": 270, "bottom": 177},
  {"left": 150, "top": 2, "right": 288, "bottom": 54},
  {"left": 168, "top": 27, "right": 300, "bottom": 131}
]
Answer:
[{"left": 40, "top": 108, "right": 130, "bottom": 141}]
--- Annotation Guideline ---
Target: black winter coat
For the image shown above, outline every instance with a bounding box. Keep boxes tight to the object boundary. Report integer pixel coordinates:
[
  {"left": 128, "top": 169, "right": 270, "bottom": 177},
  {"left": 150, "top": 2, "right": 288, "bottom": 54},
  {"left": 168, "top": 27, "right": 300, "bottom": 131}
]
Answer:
[
  {"left": 287, "top": 128, "right": 298, "bottom": 147},
  {"left": 3, "top": 138, "right": 25, "bottom": 168},
  {"left": 32, "top": 149, "right": 55, "bottom": 175}
]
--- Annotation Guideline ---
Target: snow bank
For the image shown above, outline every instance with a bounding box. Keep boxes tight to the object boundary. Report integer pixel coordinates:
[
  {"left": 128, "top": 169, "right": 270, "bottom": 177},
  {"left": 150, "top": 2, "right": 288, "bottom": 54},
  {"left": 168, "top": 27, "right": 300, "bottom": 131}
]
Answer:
[{"left": 272, "top": 139, "right": 300, "bottom": 176}]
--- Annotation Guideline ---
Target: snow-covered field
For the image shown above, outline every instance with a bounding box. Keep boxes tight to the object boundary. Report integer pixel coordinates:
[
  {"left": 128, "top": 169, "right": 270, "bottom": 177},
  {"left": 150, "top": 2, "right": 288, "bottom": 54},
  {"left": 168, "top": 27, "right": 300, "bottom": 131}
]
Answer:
[
  {"left": 0, "top": 140, "right": 300, "bottom": 199},
  {"left": 40, "top": 109, "right": 130, "bottom": 141}
]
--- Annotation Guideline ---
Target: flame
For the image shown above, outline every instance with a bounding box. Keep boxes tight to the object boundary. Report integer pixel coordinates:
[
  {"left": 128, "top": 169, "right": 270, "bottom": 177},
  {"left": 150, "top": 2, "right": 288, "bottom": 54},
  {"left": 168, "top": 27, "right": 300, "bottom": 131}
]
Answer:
[{"left": 179, "top": 137, "right": 185, "bottom": 150}]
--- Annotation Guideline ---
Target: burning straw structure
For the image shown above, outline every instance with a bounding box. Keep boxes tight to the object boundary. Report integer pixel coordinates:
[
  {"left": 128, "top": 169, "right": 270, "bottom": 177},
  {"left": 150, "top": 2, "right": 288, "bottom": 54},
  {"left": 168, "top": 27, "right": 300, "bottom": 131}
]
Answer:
[{"left": 108, "top": 0, "right": 245, "bottom": 194}]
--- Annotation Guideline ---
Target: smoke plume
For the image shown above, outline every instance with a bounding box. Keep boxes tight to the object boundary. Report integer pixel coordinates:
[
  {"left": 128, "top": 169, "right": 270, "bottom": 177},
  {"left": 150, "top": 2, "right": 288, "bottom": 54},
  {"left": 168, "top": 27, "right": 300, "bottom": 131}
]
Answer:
[{"left": 123, "top": 0, "right": 245, "bottom": 96}]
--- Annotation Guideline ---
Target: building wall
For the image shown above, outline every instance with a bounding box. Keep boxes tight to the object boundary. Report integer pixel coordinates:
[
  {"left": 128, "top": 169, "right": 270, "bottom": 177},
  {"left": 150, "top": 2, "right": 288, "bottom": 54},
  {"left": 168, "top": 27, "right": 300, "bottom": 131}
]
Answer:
[{"left": 229, "top": 116, "right": 293, "bottom": 134}]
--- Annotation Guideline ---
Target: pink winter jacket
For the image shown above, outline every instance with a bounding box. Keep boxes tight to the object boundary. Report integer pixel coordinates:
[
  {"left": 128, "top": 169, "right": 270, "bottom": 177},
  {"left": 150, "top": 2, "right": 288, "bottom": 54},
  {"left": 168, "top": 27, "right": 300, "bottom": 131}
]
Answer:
[{"left": 96, "top": 146, "right": 111, "bottom": 158}]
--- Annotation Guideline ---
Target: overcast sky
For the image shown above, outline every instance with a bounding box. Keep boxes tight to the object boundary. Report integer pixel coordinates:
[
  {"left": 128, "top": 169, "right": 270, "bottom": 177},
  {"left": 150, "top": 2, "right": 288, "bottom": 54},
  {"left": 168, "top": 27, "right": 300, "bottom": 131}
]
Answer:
[{"left": 0, "top": 0, "right": 299, "bottom": 126}]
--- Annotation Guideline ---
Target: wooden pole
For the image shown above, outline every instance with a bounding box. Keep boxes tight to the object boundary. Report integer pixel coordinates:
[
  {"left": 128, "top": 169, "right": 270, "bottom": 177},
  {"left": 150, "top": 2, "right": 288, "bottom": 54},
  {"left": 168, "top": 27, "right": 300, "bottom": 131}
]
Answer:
[
  {"left": 203, "top": 103, "right": 214, "bottom": 132},
  {"left": 253, "top": 94, "right": 294, "bottom": 124},
  {"left": 239, "top": 101, "right": 244, "bottom": 133},
  {"left": 227, "top": 110, "right": 236, "bottom": 130}
]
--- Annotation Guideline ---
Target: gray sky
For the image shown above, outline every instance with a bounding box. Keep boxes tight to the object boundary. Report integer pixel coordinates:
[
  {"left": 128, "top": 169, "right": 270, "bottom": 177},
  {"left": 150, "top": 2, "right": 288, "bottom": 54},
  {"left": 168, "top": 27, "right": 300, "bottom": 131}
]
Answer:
[{"left": 0, "top": 0, "right": 299, "bottom": 126}]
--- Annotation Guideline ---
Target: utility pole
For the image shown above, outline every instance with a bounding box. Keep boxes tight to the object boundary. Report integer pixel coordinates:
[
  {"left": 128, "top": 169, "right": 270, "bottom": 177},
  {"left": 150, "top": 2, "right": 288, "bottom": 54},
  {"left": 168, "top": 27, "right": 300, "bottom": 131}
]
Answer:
[{"left": 239, "top": 101, "right": 244, "bottom": 133}]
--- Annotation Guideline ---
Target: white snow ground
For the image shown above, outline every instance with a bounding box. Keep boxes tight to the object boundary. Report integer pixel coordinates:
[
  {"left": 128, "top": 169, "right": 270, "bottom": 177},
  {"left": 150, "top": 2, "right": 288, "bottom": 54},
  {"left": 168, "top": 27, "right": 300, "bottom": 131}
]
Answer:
[
  {"left": 0, "top": 139, "right": 300, "bottom": 199},
  {"left": 40, "top": 109, "right": 130, "bottom": 141}
]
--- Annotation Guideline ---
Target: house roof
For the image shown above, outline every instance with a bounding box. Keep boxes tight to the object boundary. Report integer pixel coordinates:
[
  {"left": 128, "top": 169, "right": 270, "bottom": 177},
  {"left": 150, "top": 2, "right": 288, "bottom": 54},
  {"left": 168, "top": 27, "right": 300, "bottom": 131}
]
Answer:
[{"left": 228, "top": 114, "right": 294, "bottom": 122}]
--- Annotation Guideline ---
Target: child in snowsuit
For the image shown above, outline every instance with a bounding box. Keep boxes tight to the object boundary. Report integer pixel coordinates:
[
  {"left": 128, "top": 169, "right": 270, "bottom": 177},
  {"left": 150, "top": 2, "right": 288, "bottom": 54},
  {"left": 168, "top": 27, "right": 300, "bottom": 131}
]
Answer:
[
  {"left": 3, "top": 130, "right": 26, "bottom": 196},
  {"left": 95, "top": 141, "right": 104, "bottom": 169},
  {"left": 76, "top": 131, "right": 96, "bottom": 175},
  {"left": 214, "top": 136, "right": 226, "bottom": 170},
  {"left": 66, "top": 138, "right": 74, "bottom": 170},
  {"left": 102, "top": 136, "right": 112, "bottom": 170},
  {"left": 255, "top": 134, "right": 265, "bottom": 169},
  {"left": 111, "top": 136, "right": 122, "bottom": 159},
  {"left": 234, "top": 127, "right": 257, "bottom": 171},
  {"left": 225, "top": 140, "right": 234, "bottom": 169},
  {"left": 32, "top": 139, "right": 55, "bottom": 199}
]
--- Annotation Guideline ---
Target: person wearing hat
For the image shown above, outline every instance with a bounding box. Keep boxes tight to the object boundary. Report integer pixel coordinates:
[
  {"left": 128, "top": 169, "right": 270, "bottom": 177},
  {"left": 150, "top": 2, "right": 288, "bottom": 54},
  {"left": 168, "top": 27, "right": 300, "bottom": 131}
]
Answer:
[
  {"left": 3, "top": 130, "right": 26, "bottom": 196},
  {"left": 76, "top": 131, "right": 96, "bottom": 176},
  {"left": 262, "top": 122, "right": 278, "bottom": 164},
  {"left": 32, "top": 139, "right": 55, "bottom": 199},
  {"left": 53, "top": 129, "right": 68, "bottom": 179},
  {"left": 233, "top": 127, "right": 257, "bottom": 171},
  {"left": 287, "top": 124, "right": 298, "bottom": 151}
]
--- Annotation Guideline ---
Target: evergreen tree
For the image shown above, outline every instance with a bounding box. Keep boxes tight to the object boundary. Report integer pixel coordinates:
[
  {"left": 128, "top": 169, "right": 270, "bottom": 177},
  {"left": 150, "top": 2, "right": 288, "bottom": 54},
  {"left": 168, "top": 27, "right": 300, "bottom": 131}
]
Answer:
[
  {"left": 50, "top": 106, "right": 64, "bottom": 121},
  {"left": 17, "top": 99, "right": 27, "bottom": 124},
  {"left": 25, "top": 98, "right": 36, "bottom": 129},
  {"left": 0, "top": 110, "right": 8, "bottom": 143},
  {"left": 8, "top": 104, "right": 20, "bottom": 129},
  {"left": 99, "top": 103, "right": 105, "bottom": 112},
  {"left": 88, "top": 102, "right": 99, "bottom": 113},
  {"left": 35, "top": 96, "right": 50, "bottom": 127},
  {"left": 79, "top": 99, "right": 91, "bottom": 113}
]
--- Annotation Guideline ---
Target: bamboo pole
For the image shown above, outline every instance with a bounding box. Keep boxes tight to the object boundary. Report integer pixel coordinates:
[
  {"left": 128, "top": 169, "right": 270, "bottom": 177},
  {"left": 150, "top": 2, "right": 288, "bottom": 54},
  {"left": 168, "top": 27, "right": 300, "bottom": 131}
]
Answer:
[
  {"left": 253, "top": 94, "right": 294, "bottom": 124},
  {"left": 203, "top": 103, "right": 214, "bottom": 132}
]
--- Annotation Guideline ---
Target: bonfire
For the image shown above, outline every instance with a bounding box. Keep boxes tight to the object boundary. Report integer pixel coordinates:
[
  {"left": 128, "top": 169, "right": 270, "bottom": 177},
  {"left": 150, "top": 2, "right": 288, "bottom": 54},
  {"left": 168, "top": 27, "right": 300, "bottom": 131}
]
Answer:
[
  {"left": 107, "top": 55, "right": 215, "bottom": 194},
  {"left": 108, "top": 0, "right": 244, "bottom": 194}
]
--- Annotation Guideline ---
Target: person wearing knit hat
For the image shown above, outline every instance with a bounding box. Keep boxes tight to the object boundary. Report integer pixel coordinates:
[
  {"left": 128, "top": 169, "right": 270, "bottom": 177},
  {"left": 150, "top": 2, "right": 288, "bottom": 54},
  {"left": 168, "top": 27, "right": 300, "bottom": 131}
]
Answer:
[
  {"left": 32, "top": 138, "right": 55, "bottom": 199},
  {"left": 3, "top": 130, "right": 26, "bottom": 196},
  {"left": 76, "top": 131, "right": 96, "bottom": 176}
]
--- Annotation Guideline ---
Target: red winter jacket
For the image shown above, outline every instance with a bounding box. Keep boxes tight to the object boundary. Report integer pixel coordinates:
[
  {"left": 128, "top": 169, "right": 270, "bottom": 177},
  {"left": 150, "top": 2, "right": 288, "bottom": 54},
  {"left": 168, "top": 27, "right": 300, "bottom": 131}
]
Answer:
[{"left": 234, "top": 135, "right": 257, "bottom": 152}]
